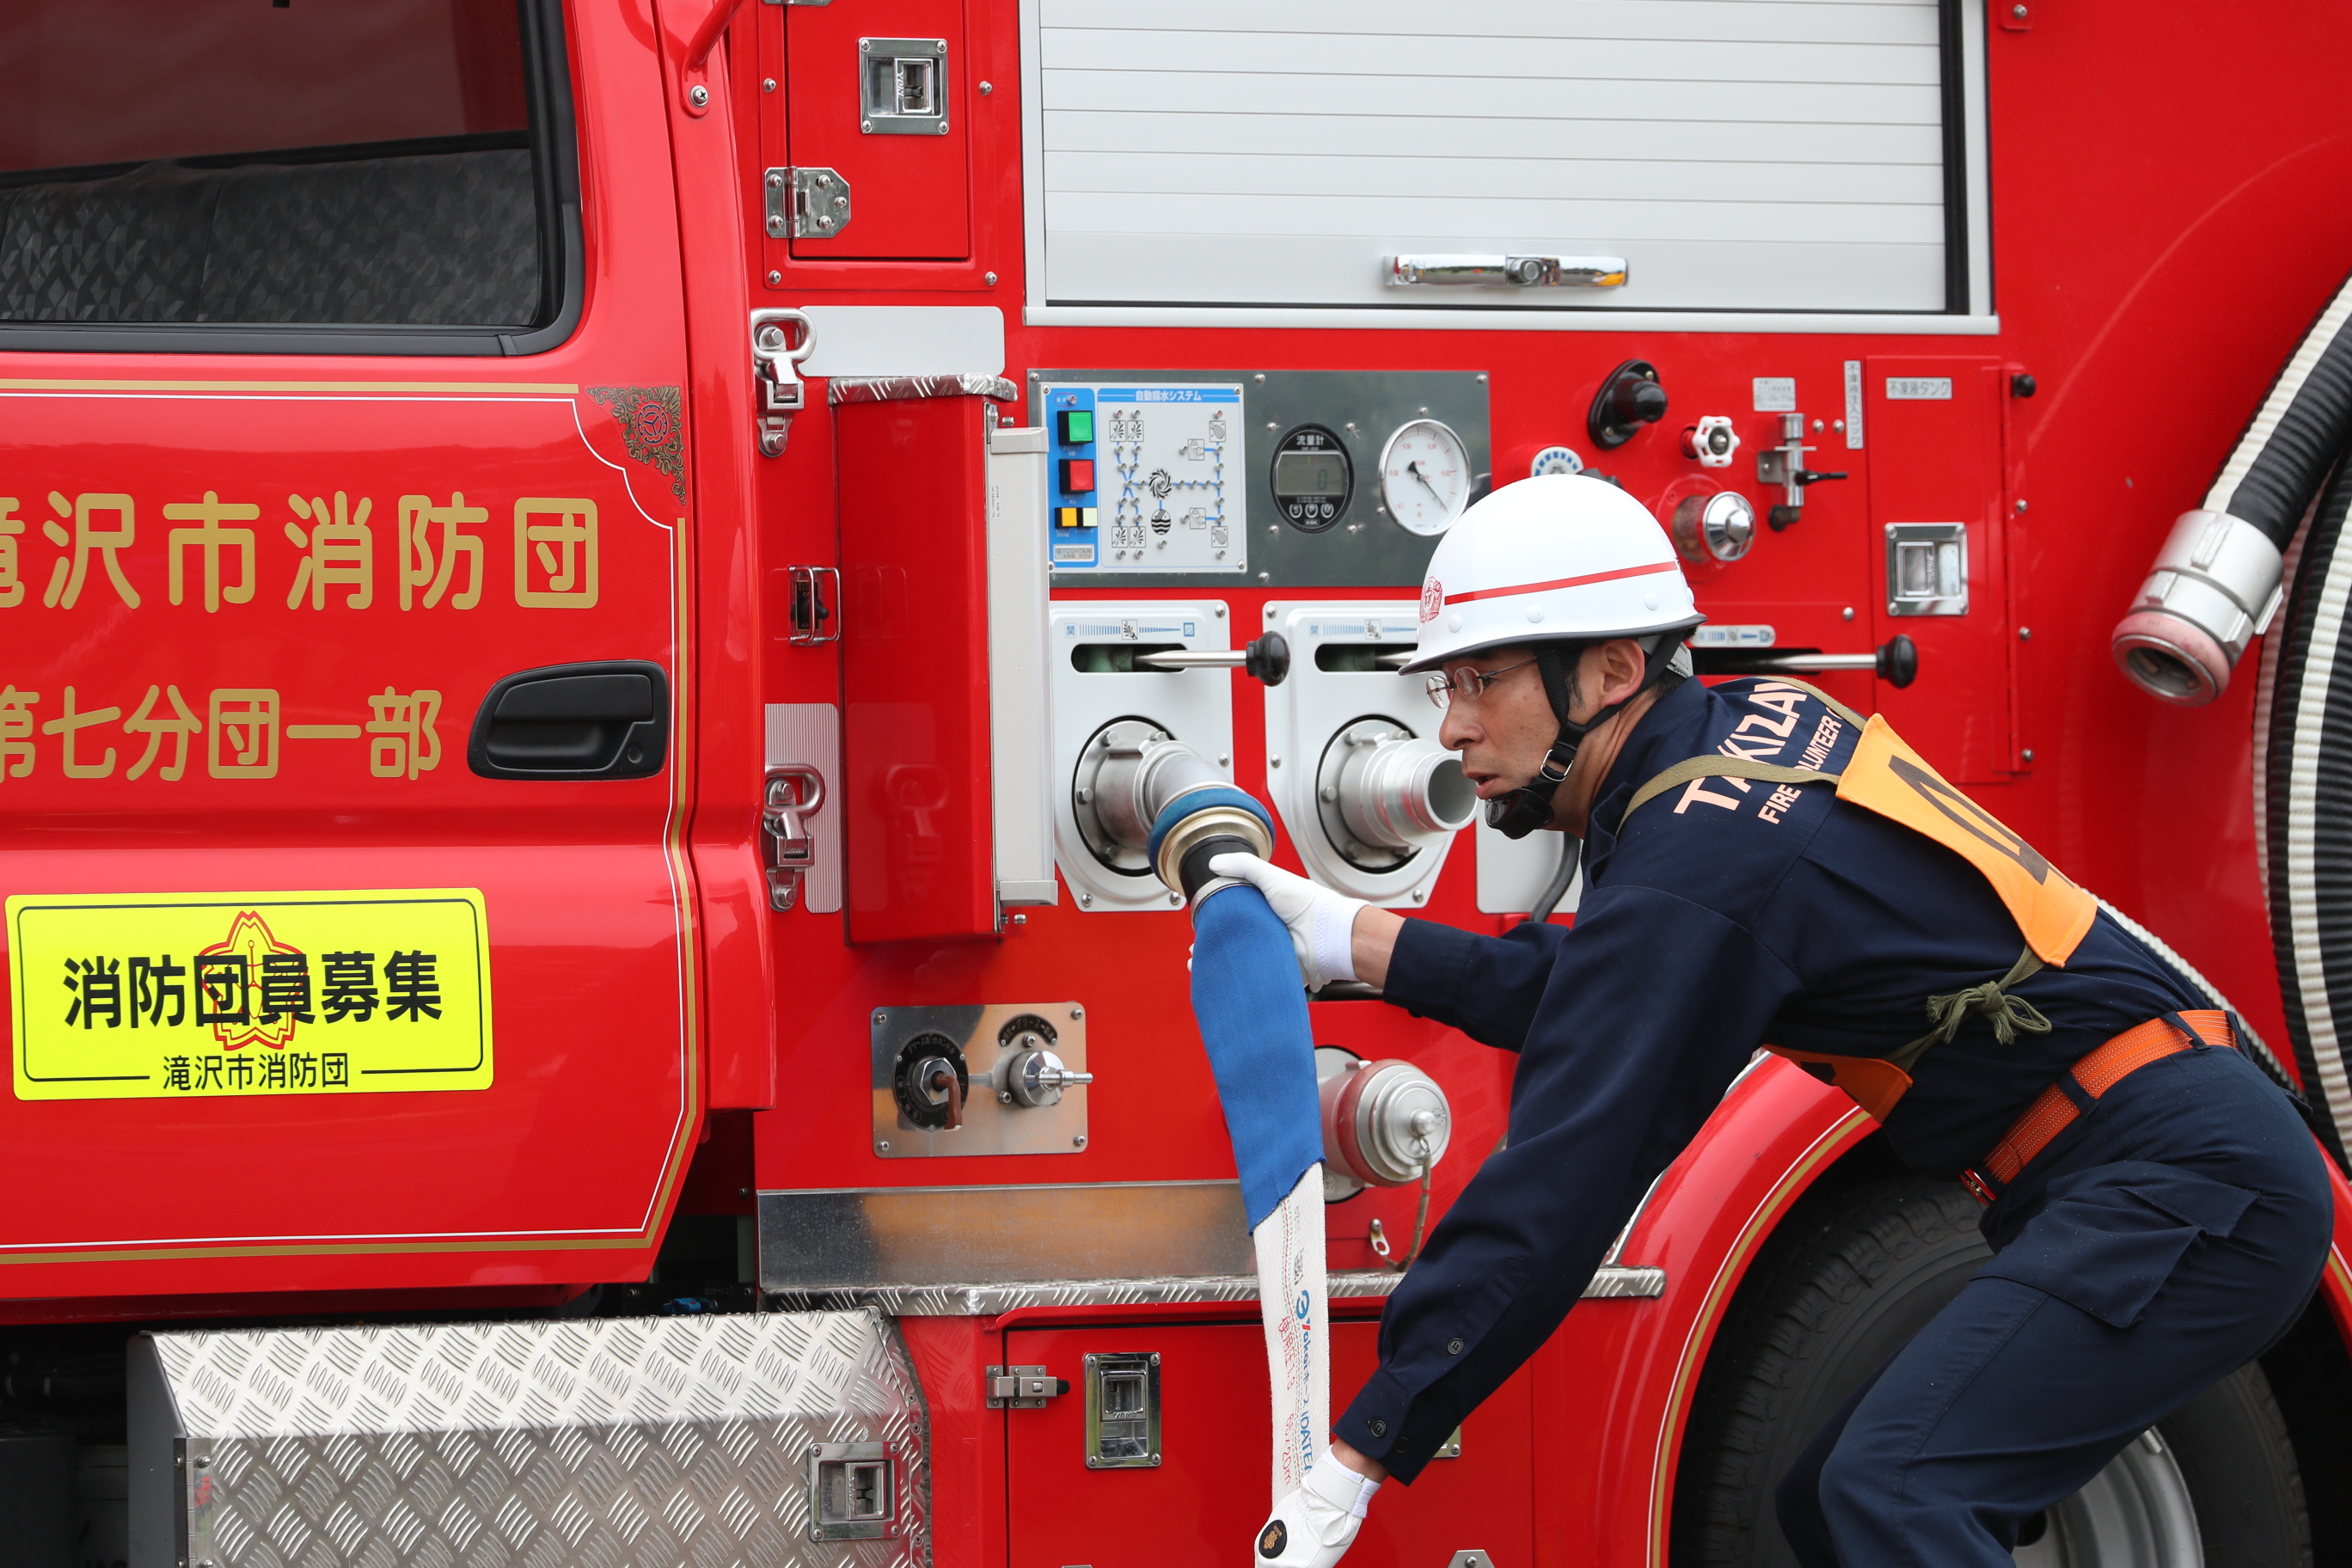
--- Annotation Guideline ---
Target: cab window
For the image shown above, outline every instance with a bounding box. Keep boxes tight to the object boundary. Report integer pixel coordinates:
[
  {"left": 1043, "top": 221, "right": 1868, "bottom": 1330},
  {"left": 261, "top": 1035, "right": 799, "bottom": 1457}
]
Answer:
[{"left": 0, "top": 0, "right": 573, "bottom": 345}]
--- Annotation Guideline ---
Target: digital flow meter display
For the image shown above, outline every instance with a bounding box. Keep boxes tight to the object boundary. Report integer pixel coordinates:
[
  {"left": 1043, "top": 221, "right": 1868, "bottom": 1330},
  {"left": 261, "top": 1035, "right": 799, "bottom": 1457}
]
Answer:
[{"left": 1271, "top": 425, "right": 1354, "bottom": 531}]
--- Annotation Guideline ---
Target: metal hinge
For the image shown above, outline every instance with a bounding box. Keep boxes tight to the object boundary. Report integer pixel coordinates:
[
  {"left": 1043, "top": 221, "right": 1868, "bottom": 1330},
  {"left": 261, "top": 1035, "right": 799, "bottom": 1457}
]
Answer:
[
  {"left": 986, "top": 1365, "right": 1069, "bottom": 1410},
  {"left": 750, "top": 308, "right": 814, "bottom": 457},
  {"left": 765, "top": 166, "right": 852, "bottom": 239}
]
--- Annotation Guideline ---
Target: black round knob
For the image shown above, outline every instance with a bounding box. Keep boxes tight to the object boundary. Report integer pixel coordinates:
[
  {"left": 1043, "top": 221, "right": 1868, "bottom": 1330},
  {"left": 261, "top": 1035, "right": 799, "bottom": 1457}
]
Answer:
[
  {"left": 2011, "top": 372, "right": 2037, "bottom": 398},
  {"left": 1245, "top": 631, "right": 1290, "bottom": 688},
  {"left": 1877, "top": 634, "right": 1920, "bottom": 689},
  {"left": 1614, "top": 377, "right": 1669, "bottom": 426}
]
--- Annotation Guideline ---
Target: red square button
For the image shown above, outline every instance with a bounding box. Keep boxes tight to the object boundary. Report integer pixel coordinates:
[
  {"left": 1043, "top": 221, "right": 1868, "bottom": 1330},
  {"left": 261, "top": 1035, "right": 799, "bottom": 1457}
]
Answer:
[{"left": 1060, "top": 457, "right": 1096, "bottom": 494}]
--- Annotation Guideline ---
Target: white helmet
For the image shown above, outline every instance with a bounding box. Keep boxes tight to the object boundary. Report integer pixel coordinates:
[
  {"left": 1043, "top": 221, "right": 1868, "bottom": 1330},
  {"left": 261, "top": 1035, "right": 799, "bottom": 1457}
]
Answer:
[{"left": 1403, "top": 474, "right": 1701, "bottom": 674}]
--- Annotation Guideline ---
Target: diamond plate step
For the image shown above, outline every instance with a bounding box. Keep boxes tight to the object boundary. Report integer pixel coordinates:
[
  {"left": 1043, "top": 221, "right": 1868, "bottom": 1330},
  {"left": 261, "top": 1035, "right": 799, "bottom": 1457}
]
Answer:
[{"left": 128, "top": 1310, "right": 928, "bottom": 1568}]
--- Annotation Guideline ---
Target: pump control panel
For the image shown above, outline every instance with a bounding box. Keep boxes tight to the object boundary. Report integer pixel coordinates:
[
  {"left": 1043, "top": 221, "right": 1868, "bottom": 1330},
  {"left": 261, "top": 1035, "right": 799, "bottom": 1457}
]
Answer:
[{"left": 1035, "top": 369, "right": 1491, "bottom": 589}]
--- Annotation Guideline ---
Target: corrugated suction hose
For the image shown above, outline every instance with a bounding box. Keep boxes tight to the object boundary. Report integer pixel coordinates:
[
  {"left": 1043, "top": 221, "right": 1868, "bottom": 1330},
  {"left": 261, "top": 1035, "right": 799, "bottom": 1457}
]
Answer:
[{"left": 2255, "top": 455, "right": 2352, "bottom": 1169}]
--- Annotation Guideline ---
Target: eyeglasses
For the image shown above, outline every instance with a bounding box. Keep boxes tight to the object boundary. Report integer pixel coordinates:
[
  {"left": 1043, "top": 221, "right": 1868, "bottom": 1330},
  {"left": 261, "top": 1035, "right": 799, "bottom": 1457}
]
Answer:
[{"left": 1425, "top": 656, "right": 1540, "bottom": 710}]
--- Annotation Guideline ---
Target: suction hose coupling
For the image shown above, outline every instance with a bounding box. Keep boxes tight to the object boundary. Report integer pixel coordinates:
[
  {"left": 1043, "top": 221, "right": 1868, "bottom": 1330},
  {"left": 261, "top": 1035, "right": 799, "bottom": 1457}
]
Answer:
[
  {"left": 1332, "top": 730, "right": 1479, "bottom": 852},
  {"left": 2110, "top": 509, "right": 2285, "bottom": 706}
]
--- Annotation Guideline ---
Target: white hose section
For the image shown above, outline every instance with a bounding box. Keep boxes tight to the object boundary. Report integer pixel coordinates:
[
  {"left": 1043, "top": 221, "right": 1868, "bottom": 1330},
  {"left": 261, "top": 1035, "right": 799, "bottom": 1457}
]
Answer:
[
  {"left": 1253, "top": 1165, "right": 1331, "bottom": 1508},
  {"left": 2275, "top": 519, "right": 2352, "bottom": 1140},
  {"left": 2205, "top": 270, "right": 2352, "bottom": 517}
]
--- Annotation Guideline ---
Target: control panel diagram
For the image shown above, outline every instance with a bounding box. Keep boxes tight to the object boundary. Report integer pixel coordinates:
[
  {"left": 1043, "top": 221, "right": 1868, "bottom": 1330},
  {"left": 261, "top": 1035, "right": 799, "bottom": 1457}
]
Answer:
[{"left": 1040, "top": 382, "right": 1246, "bottom": 575}]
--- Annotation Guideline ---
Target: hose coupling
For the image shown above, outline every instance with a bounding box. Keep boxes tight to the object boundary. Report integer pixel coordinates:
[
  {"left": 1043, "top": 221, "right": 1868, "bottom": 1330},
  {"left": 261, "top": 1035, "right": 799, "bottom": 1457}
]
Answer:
[
  {"left": 1320, "top": 1057, "right": 1453, "bottom": 1191},
  {"left": 2111, "top": 509, "right": 2285, "bottom": 706}
]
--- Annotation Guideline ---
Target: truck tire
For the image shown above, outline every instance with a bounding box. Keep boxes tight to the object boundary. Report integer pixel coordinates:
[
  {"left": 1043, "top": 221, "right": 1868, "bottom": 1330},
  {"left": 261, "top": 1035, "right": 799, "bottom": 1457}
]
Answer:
[{"left": 1669, "top": 1173, "right": 2310, "bottom": 1567}]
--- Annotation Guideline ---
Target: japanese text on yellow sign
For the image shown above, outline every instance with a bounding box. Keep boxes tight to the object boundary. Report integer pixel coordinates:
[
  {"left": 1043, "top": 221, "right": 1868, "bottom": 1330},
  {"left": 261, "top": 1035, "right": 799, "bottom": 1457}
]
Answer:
[{"left": 8, "top": 889, "right": 493, "bottom": 1100}]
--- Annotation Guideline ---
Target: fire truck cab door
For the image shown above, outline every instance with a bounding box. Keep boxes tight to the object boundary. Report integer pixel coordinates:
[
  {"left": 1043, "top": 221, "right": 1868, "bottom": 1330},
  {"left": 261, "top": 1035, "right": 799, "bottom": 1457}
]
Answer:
[{"left": 0, "top": 0, "right": 701, "bottom": 1295}]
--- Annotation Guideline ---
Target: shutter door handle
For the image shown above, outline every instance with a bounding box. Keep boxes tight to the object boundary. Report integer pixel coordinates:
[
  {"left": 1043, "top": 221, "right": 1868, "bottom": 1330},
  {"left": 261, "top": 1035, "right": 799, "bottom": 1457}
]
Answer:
[{"left": 468, "top": 660, "right": 670, "bottom": 780}]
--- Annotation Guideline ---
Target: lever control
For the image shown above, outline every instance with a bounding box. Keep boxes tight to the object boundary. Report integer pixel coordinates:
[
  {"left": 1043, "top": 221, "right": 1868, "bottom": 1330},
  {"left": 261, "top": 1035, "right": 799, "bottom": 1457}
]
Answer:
[
  {"left": 1756, "top": 413, "right": 1847, "bottom": 529},
  {"left": 1136, "top": 631, "right": 1291, "bottom": 686}
]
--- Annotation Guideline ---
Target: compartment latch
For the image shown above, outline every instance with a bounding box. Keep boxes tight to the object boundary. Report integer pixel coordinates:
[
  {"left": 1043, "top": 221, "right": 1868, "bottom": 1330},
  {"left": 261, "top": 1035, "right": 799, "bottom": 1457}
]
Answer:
[
  {"left": 986, "top": 1364, "right": 1069, "bottom": 1409},
  {"left": 750, "top": 307, "right": 815, "bottom": 457},
  {"left": 763, "top": 763, "right": 826, "bottom": 910}
]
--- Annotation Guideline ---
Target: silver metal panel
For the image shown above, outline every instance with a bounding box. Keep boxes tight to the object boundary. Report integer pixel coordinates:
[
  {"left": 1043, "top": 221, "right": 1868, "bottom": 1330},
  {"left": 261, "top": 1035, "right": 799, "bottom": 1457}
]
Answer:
[
  {"left": 134, "top": 1312, "right": 929, "bottom": 1568},
  {"left": 1038, "top": 369, "right": 1489, "bottom": 589},
  {"left": 828, "top": 374, "right": 1018, "bottom": 405},
  {"left": 769, "top": 1266, "right": 1662, "bottom": 1315},
  {"left": 986, "top": 425, "right": 1057, "bottom": 907},
  {"left": 756, "top": 1179, "right": 1671, "bottom": 1308},
  {"left": 764, "top": 704, "right": 842, "bottom": 914},
  {"left": 799, "top": 306, "right": 1006, "bottom": 380},
  {"left": 871, "top": 1004, "right": 1087, "bottom": 1157},
  {"left": 762, "top": 1182, "right": 1258, "bottom": 1291}
]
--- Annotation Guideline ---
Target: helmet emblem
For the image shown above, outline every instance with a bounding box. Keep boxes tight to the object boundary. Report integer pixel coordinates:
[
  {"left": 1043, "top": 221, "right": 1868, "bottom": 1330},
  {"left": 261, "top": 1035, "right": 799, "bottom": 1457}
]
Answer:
[{"left": 1419, "top": 578, "right": 1443, "bottom": 622}]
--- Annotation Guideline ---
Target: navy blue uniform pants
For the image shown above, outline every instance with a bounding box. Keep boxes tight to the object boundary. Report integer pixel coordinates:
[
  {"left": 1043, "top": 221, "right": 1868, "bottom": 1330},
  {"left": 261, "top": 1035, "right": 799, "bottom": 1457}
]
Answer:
[{"left": 1775, "top": 1045, "right": 2333, "bottom": 1567}]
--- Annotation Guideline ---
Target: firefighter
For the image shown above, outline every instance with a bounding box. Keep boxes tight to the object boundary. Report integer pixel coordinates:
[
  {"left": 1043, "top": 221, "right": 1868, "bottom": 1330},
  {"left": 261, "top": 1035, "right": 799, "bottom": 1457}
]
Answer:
[{"left": 1216, "top": 475, "right": 2333, "bottom": 1567}]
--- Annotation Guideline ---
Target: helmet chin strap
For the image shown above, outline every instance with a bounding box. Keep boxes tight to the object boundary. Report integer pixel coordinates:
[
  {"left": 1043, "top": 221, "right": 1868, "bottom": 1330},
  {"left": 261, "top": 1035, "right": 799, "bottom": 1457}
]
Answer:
[{"left": 1483, "top": 635, "right": 1681, "bottom": 841}]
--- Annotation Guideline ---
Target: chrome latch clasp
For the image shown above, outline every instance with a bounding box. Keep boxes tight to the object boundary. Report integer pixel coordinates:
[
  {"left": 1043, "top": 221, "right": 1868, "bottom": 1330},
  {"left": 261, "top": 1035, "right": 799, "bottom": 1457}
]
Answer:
[
  {"left": 985, "top": 1364, "right": 1069, "bottom": 1410},
  {"left": 750, "top": 308, "right": 815, "bottom": 457},
  {"left": 763, "top": 763, "right": 825, "bottom": 910}
]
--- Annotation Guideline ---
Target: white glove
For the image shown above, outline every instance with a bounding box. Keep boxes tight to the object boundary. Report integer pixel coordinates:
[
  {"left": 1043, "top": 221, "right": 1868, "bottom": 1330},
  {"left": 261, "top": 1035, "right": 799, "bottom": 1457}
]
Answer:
[
  {"left": 1208, "top": 853, "right": 1368, "bottom": 992},
  {"left": 1253, "top": 1449, "right": 1380, "bottom": 1566}
]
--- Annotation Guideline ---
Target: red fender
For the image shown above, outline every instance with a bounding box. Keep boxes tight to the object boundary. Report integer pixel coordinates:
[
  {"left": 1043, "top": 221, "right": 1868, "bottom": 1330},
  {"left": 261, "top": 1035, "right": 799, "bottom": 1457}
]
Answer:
[{"left": 1528, "top": 1056, "right": 2352, "bottom": 1565}]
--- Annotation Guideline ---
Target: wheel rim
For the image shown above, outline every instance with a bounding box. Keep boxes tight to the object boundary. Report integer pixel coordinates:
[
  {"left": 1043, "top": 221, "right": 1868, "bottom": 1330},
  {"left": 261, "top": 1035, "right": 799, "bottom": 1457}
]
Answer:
[{"left": 2013, "top": 1428, "right": 2202, "bottom": 1566}]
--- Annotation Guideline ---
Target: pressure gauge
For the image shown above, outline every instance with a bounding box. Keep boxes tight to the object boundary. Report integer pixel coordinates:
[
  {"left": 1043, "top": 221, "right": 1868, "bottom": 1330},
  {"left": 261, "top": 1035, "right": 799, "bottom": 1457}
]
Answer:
[{"left": 1379, "top": 418, "right": 1471, "bottom": 536}]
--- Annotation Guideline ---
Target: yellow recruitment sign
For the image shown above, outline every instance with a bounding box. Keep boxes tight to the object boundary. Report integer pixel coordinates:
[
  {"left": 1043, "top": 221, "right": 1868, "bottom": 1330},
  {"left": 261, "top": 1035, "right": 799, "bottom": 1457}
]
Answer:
[{"left": 7, "top": 889, "right": 493, "bottom": 1100}]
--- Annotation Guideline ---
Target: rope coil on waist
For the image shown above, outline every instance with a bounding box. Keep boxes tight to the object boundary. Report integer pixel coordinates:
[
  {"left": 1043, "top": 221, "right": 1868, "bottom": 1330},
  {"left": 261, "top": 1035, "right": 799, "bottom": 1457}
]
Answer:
[{"left": 1901, "top": 946, "right": 2049, "bottom": 1066}]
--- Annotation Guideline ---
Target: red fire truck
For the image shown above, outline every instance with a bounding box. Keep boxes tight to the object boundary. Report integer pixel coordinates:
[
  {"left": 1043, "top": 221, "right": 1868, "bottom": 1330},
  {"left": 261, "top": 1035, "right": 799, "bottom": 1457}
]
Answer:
[{"left": 3, "top": 1, "right": 2349, "bottom": 1565}]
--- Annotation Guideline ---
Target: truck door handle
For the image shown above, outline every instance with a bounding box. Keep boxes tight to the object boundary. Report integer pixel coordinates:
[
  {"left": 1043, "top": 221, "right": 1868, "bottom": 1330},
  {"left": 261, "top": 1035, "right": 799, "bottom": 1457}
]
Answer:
[{"left": 467, "top": 660, "right": 670, "bottom": 780}]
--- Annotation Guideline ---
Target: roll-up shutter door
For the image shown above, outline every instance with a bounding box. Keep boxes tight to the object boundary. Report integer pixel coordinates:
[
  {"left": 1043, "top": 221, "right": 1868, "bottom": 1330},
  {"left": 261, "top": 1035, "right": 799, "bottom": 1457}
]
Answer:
[{"left": 1026, "top": 0, "right": 1979, "bottom": 316}]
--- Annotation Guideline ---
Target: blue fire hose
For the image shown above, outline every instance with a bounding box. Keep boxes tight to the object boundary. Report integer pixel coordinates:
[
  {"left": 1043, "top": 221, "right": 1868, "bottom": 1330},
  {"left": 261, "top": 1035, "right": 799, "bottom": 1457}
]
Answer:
[
  {"left": 1189, "top": 882, "right": 1324, "bottom": 1228},
  {"left": 1156, "top": 783, "right": 1331, "bottom": 1498}
]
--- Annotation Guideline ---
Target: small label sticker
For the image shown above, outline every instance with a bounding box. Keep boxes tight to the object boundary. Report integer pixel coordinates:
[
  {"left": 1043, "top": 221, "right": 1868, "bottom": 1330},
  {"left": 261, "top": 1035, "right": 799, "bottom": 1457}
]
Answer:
[
  {"left": 1844, "top": 361, "right": 1865, "bottom": 449},
  {"left": 1886, "top": 377, "right": 1953, "bottom": 401},
  {"left": 1052, "top": 543, "right": 1096, "bottom": 564},
  {"left": 9, "top": 888, "right": 493, "bottom": 1101},
  {"left": 1691, "top": 624, "right": 1777, "bottom": 648},
  {"left": 1752, "top": 377, "right": 1797, "bottom": 413}
]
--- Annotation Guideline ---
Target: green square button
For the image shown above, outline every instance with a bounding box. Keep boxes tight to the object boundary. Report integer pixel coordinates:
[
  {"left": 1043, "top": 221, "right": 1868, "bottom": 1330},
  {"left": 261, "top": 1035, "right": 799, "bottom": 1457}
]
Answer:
[{"left": 1059, "top": 409, "right": 1095, "bottom": 446}]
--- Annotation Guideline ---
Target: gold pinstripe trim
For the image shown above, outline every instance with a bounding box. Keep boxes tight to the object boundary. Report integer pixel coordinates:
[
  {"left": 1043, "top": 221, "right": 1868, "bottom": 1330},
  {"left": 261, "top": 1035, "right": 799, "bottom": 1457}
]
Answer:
[{"left": 1647, "top": 1107, "right": 1875, "bottom": 1565}]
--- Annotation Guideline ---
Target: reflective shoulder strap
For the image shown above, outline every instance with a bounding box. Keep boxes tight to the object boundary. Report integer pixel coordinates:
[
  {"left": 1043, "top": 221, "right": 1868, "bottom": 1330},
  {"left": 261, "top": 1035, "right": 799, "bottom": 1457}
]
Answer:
[{"left": 1619, "top": 757, "right": 1841, "bottom": 832}]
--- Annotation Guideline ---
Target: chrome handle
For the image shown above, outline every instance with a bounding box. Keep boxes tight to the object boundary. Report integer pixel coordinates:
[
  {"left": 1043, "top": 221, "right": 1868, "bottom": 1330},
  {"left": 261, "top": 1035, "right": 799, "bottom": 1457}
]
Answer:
[
  {"left": 763, "top": 763, "right": 826, "bottom": 910},
  {"left": 750, "top": 308, "right": 816, "bottom": 457},
  {"left": 1385, "top": 254, "right": 1627, "bottom": 289},
  {"left": 787, "top": 565, "right": 840, "bottom": 646}
]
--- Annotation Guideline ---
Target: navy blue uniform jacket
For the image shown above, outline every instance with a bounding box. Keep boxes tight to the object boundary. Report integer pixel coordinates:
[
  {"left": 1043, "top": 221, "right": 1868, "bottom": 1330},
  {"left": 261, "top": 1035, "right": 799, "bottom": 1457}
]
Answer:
[{"left": 1332, "top": 675, "right": 2213, "bottom": 1481}]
